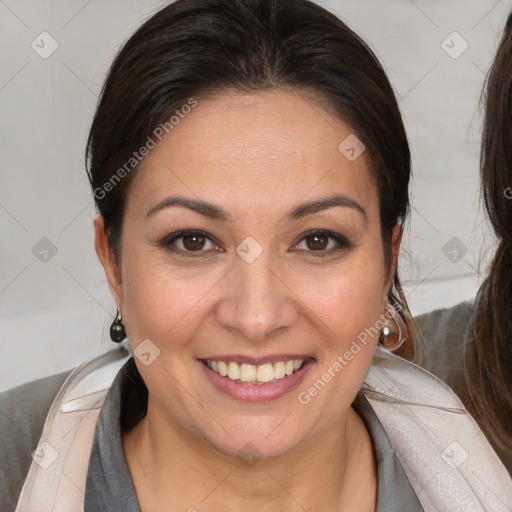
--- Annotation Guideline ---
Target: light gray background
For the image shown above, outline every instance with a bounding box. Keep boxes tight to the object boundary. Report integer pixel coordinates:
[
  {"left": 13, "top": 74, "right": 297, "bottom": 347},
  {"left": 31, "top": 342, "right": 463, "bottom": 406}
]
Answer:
[{"left": 1, "top": 0, "right": 510, "bottom": 391}]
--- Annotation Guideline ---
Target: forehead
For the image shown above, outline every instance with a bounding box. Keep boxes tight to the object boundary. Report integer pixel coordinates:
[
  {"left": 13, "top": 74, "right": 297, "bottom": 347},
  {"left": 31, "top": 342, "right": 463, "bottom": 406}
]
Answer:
[{"left": 128, "top": 88, "right": 378, "bottom": 219}]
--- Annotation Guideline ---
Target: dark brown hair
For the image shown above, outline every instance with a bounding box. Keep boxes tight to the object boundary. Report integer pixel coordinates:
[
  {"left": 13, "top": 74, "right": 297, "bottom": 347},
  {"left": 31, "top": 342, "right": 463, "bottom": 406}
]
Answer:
[
  {"left": 86, "top": 0, "right": 417, "bottom": 357},
  {"left": 468, "top": 13, "right": 512, "bottom": 460}
]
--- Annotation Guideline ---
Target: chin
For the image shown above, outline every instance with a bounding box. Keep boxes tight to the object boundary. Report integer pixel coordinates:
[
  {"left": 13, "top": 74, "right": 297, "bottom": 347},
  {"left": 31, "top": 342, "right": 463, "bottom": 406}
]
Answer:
[{"left": 196, "top": 416, "right": 312, "bottom": 464}]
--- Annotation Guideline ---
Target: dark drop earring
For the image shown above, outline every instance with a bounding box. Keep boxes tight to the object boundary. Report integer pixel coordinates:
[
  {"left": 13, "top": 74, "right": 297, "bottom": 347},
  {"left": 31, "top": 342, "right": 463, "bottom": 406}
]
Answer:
[{"left": 110, "top": 307, "right": 126, "bottom": 343}]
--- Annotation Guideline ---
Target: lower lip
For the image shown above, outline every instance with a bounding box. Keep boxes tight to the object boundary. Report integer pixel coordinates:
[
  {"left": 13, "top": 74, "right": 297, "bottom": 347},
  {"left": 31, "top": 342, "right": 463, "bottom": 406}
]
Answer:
[{"left": 197, "top": 359, "right": 315, "bottom": 402}]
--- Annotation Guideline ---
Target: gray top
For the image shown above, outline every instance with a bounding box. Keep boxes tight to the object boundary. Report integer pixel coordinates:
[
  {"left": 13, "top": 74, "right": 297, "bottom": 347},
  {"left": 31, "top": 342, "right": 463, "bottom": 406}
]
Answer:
[
  {"left": 0, "top": 369, "right": 70, "bottom": 511},
  {"left": 415, "top": 300, "right": 474, "bottom": 404},
  {"left": 415, "top": 297, "right": 512, "bottom": 475},
  {"left": 0, "top": 356, "right": 423, "bottom": 512}
]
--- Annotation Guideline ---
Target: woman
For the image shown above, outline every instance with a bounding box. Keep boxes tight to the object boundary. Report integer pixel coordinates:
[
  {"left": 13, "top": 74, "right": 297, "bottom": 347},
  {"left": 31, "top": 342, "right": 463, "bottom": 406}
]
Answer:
[
  {"left": 1, "top": 1, "right": 510, "bottom": 511},
  {"left": 415, "top": 12, "right": 512, "bottom": 474}
]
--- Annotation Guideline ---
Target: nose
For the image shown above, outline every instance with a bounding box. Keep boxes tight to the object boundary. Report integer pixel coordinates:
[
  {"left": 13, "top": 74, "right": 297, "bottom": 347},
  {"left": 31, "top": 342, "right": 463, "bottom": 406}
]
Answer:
[{"left": 215, "top": 251, "right": 298, "bottom": 342}]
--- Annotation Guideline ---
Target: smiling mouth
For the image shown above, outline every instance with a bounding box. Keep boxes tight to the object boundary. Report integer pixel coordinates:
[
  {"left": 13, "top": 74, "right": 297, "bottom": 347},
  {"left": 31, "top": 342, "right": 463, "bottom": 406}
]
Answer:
[{"left": 200, "top": 358, "right": 310, "bottom": 385}]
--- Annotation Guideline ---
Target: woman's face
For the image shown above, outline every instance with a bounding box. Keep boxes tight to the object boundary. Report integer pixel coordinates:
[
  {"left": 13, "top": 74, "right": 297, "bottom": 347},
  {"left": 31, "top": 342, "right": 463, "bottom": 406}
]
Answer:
[{"left": 96, "top": 88, "right": 400, "bottom": 459}]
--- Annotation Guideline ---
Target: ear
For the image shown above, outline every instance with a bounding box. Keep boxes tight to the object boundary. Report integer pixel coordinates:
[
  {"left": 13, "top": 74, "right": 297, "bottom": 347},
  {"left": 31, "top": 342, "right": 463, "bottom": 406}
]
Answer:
[
  {"left": 94, "top": 213, "right": 123, "bottom": 306},
  {"left": 383, "top": 223, "right": 402, "bottom": 300}
]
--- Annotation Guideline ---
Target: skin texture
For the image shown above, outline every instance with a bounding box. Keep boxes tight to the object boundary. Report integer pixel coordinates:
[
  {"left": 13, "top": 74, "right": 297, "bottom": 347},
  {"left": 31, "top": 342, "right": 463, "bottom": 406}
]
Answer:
[{"left": 94, "top": 88, "right": 401, "bottom": 511}]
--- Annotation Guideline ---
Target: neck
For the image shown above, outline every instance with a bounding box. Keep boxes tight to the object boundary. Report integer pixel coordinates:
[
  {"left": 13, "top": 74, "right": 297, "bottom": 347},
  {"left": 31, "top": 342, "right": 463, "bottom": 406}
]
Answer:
[{"left": 122, "top": 398, "right": 377, "bottom": 512}]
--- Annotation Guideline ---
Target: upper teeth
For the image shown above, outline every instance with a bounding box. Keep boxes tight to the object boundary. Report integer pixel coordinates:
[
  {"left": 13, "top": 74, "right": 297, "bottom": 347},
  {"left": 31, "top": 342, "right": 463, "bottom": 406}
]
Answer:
[{"left": 205, "top": 359, "right": 305, "bottom": 383}]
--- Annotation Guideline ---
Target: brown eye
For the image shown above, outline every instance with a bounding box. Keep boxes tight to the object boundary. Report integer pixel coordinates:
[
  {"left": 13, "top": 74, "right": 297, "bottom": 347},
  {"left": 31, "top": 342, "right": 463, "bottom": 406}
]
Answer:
[
  {"left": 293, "top": 230, "right": 352, "bottom": 256},
  {"left": 182, "top": 234, "right": 206, "bottom": 251},
  {"left": 306, "top": 234, "right": 328, "bottom": 251},
  {"left": 160, "top": 230, "right": 218, "bottom": 255}
]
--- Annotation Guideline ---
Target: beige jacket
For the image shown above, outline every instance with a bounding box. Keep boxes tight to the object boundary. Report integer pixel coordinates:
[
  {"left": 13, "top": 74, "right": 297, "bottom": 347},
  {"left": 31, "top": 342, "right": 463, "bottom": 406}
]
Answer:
[{"left": 12, "top": 342, "right": 512, "bottom": 512}]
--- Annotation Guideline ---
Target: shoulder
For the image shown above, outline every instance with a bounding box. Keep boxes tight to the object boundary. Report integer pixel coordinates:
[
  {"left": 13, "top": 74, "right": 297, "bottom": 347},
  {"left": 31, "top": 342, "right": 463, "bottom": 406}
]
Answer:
[
  {"left": 414, "top": 299, "right": 474, "bottom": 344},
  {"left": 413, "top": 300, "right": 475, "bottom": 394},
  {"left": 414, "top": 300, "right": 475, "bottom": 352},
  {"left": 0, "top": 370, "right": 72, "bottom": 510},
  {"left": 363, "top": 349, "right": 512, "bottom": 510}
]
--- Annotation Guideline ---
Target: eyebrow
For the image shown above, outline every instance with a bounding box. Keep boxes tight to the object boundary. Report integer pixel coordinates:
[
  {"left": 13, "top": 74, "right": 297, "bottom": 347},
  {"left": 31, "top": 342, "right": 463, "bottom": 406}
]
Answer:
[{"left": 145, "top": 194, "right": 367, "bottom": 223}]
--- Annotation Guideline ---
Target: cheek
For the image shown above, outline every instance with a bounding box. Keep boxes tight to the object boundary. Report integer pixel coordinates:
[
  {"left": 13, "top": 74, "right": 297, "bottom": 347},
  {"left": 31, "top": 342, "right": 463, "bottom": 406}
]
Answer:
[
  {"left": 299, "top": 256, "right": 385, "bottom": 386},
  {"left": 120, "top": 243, "right": 386, "bottom": 350},
  {"left": 302, "top": 257, "right": 386, "bottom": 345},
  {"left": 119, "top": 247, "right": 226, "bottom": 348},
  {"left": 330, "top": 271, "right": 384, "bottom": 341},
  {"left": 292, "top": 259, "right": 386, "bottom": 430}
]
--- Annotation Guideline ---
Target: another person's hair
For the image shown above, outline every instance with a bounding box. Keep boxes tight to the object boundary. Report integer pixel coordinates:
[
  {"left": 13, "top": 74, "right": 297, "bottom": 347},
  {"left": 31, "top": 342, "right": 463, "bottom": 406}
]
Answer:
[
  {"left": 85, "top": 0, "right": 418, "bottom": 358},
  {"left": 469, "top": 13, "right": 512, "bottom": 458}
]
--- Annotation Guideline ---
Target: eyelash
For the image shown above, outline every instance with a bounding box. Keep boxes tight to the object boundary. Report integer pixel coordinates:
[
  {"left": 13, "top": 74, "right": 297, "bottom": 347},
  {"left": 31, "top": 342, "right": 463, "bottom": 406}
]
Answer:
[{"left": 159, "top": 229, "right": 352, "bottom": 258}]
